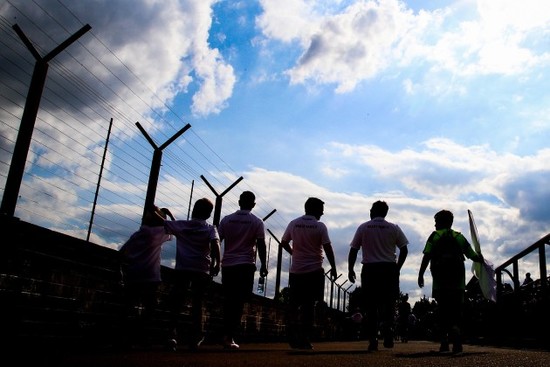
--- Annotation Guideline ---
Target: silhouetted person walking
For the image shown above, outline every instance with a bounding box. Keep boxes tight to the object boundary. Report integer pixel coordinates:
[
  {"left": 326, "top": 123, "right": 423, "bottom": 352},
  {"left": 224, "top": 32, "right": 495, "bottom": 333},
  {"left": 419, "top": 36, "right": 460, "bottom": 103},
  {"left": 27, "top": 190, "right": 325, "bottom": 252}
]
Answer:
[
  {"left": 281, "top": 197, "right": 337, "bottom": 350},
  {"left": 348, "top": 200, "right": 409, "bottom": 351},
  {"left": 119, "top": 205, "right": 174, "bottom": 348},
  {"left": 418, "top": 209, "right": 482, "bottom": 354},
  {"left": 218, "top": 191, "right": 268, "bottom": 349},
  {"left": 164, "top": 198, "right": 220, "bottom": 351}
]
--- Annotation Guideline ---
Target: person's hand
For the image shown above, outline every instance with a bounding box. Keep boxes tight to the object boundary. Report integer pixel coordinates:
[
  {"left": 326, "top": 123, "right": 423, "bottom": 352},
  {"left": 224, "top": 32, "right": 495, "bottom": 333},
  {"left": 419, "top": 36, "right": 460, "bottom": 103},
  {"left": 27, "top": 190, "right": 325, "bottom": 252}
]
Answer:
[
  {"left": 348, "top": 270, "right": 356, "bottom": 284},
  {"left": 260, "top": 265, "right": 268, "bottom": 278},
  {"left": 210, "top": 263, "right": 220, "bottom": 277},
  {"left": 330, "top": 267, "right": 337, "bottom": 281},
  {"left": 418, "top": 275, "right": 424, "bottom": 288}
]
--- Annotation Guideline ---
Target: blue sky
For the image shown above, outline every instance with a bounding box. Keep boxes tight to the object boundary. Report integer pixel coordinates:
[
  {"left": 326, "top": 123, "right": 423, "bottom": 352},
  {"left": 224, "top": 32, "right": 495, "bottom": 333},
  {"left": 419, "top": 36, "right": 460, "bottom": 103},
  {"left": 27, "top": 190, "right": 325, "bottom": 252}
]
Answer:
[{"left": 1, "top": 0, "right": 549, "bottom": 304}]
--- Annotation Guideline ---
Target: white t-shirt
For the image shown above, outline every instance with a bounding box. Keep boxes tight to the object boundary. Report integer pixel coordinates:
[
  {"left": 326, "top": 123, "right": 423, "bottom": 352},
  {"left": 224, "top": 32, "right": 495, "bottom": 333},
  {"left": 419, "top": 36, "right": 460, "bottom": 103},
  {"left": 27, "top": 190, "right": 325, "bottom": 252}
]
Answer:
[
  {"left": 282, "top": 215, "right": 331, "bottom": 274},
  {"left": 120, "top": 225, "right": 171, "bottom": 283},
  {"left": 350, "top": 217, "right": 409, "bottom": 264},
  {"left": 165, "top": 219, "right": 219, "bottom": 273},
  {"left": 219, "top": 209, "right": 265, "bottom": 267}
]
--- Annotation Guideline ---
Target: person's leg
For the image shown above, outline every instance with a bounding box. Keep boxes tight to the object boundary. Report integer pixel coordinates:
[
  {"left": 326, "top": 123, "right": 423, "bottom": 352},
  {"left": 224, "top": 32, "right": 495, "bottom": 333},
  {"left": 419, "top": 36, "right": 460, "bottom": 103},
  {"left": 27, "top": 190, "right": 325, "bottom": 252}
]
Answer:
[
  {"left": 121, "top": 283, "right": 140, "bottom": 348},
  {"left": 189, "top": 271, "right": 210, "bottom": 348},
  {"left": 361, "top": 265, "right": 378, "bottom": 350},
  {"left": 449, "top": 291, "right": 465, "bottom": 353},
  {"left": 287, "top": 272, "right": 306, "bottom": 348},
  {"left": 300, "top": 269, "right": 324, "bottom": 349},
  {"left": 140, "top": 282, "right": 160, "bottom": 346},
  {"left": 167, "top": 271, "right": 191, "bottom": 349},
  {"left": 301, "top": 297, "right": 315, "bottom": 347},
  {"left": 380, "top": 263, "right": 399, "bottom": 348},
  {"left": 222, "top": 266, "right": 238, "bottom": 342},
  {"left": 222, "top": 264, "right": 254, "bottom": 348},
  {"left": 435, "top": 290, "right": 452, "bottom": 352}
]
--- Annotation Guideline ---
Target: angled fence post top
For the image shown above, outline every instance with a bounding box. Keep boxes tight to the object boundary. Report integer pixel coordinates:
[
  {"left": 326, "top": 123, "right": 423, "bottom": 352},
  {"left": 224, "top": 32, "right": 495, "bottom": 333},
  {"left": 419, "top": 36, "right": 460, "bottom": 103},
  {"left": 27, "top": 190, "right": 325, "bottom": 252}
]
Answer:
[
  {"left": 136, "top": 122, "right": 192, "bottom": 224},
  {"left": 1, "top": 23, "right": 92, "bottom": 218},
  {"left": 200, "top": 175, "right": 243, "bottom": 226}
]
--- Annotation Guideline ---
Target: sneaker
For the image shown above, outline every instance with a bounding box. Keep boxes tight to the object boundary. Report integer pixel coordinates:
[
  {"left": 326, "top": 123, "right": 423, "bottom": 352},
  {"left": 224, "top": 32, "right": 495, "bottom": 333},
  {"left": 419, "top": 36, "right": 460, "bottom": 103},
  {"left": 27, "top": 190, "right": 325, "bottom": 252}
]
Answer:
[
  {"left": 368, "top": 339, "right": 378, "bottom": 351},
  {"left": 166, "top": 338, "right": 177, "bottom": 352},
  {"left": 189, "top": 337, "right": 204, "bottom": 351},
  {"left": 298, "top": 341, "right": 314, "bottom": 350},
  {"left": 223, "top": 338, "right": 240, "bottom": 350}
]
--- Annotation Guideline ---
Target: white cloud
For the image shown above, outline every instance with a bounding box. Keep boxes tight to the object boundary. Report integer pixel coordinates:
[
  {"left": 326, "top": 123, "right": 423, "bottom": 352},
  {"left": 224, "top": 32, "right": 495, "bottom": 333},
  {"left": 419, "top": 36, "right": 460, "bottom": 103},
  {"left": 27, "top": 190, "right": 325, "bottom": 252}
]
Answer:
[
  {"left": 1, "top": 0, "right": 235, "bottom": 119},
  {"left": 190, "top": 48, "right": 236, "bottom": 115},
  {"left": 256, "top": 0, "right": 550, "bottom": 92},
  {"left": 257, "top": 0, "right": 319, "bottom": 43},
  {"left": 320, "top": 138, "right": 550, "bottom": 228}
]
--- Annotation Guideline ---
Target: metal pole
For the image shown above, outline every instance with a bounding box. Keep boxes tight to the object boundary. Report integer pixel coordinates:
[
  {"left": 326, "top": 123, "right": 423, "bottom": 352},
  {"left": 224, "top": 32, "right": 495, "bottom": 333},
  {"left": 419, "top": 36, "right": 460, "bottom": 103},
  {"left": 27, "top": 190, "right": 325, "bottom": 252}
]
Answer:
[
  {"left": 257, "top": 209, "right": 276, "bottom": 297},
  {"left": 267, "top": 228, "right": 283, "bottom": 300},
  {"left": 187, "top": 180, "right": 194, "bottom": 220},
  {"left": 343, "top": 284, "right": 354, "bottom": 313},
  {"left": 1, "top": 24, "right": 91, "bottom": 216},
  {"left": 136, "top": 122, "right": 191, "bottom": 223},
  {"left": 539, "top": 244, "right": 547, "bottom": 292},
  {"left": 200, "top": 175, "right": 242, "bottom": 226},
  {"left": 337, "top": 279, "right": 349, "bottom": 311},
  {"left": 262, "top": 209, "right": 276, "bottom": 222},
  {"left": 330, "top": 274, "right": 342, "bottom": 309},
  {"left": 87, "top": 118, "right": 113, "bottom": 242},
  {"left": 264, "top": 236, "right": 272, "bottom": 297}
]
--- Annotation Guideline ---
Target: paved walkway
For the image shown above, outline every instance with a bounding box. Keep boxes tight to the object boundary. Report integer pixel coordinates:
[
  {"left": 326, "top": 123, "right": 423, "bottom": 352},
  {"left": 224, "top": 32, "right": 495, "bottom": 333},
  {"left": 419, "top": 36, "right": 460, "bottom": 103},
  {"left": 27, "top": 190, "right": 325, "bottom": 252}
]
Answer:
[{"left": 36, "top": 340, "right": 548, "bottom": 367}]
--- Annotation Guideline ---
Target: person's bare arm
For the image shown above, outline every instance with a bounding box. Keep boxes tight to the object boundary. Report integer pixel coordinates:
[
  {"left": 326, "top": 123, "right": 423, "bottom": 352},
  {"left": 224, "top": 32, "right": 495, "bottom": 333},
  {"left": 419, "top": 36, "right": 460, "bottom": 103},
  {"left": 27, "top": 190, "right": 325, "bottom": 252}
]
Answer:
[
  {"left": 397, "top": 245, "right": 408, "bottom": 271},
  {"left": 418, "top": 254, "right": 430, "bottom": 288},
  {"left": 348, "top": 247, "right": 359, "bottom": 283},
  {"left": 210, "top": 239, "right": 221, "bottom": 277},
  {"left": 281, "top": 240, "right": 293, "bottom": 255},
  {"left": 323, "top": 242, "right": 338, "bottom": 280},
  {"left": 257, "top": 238, "right": 268, "bottom": 277}
]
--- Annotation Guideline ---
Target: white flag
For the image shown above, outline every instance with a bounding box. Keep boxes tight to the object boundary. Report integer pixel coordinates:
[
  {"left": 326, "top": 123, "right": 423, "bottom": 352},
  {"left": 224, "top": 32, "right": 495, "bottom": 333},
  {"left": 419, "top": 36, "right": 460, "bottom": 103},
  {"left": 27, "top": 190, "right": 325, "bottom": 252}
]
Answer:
[{"left": 468, "top": 210, "right": 497, "bottom": 302}]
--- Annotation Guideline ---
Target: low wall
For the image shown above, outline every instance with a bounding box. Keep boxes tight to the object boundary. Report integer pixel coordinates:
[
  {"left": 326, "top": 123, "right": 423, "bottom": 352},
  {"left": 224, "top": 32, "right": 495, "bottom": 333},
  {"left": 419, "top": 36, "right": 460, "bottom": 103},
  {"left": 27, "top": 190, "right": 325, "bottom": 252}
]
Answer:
[{"left": 0, "top": 216, "right": 345, "bottom": 353}]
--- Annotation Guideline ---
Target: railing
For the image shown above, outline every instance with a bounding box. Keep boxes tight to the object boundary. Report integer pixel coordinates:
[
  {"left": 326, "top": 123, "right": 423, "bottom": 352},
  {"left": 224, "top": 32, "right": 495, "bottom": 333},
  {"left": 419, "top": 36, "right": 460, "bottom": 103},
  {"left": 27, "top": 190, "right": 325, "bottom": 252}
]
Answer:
[
  {"left": 495, "top": 233, "right": 549, "bottom": 296},
  {"left": 461, "top": 233, "right": 550, "bottom": 349}
]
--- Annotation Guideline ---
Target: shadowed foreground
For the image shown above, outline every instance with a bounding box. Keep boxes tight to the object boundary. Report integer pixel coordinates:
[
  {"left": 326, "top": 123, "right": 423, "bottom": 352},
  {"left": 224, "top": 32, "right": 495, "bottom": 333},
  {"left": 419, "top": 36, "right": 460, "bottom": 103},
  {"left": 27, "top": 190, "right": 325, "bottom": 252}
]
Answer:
[{"left": 31, "top": 340, "right": 549, "bottom": 367}]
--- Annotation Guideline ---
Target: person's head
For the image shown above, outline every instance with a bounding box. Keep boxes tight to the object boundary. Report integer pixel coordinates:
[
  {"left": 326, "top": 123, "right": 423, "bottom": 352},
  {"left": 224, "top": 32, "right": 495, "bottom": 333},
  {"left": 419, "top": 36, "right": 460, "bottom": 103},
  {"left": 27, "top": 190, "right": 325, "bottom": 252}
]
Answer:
[
  {"left": 434, "top": 210, "right": 454, "bottom": 230},
  {"left": 304, "top": 197, "right": 324, "bottom": 219},
  {"left": 239, "top": 191, "right": 256, "bottom": 210},
  {"left": 370, "top": 200, "right": 389, "bottom": 219},
  {"left": 143, "top": 205, "right": 174, "bottom": 226},
  {"left": 191, "top": 198, "right": 214, "bottom": 220},
  {"left": 526, "top": 272, "right": 531, "bottom": 278}
]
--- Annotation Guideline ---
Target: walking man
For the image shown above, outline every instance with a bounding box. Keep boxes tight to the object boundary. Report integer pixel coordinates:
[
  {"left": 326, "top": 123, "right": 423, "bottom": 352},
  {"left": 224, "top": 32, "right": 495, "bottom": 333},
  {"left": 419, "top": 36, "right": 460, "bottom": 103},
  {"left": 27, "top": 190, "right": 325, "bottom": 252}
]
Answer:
[
  {"left": 418, "top": 209, "right": 482, "bottom": 354},
  {"left": 281, "top": 197, "right": 337, "bottom": 350},
  {"left": 348, "top": 200, "right": 409, "bottom": 351},
  {"left": 164, "top": 198, "right": 221, "bottom": 351},
  {"left": 218, "top": 191, "right": 268, "bottom": 349}
]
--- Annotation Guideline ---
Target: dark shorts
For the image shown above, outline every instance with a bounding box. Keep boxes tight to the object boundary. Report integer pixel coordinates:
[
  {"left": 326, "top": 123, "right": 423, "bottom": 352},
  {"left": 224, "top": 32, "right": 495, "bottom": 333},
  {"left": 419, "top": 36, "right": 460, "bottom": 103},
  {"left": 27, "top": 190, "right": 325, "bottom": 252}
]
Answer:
[
  {"left": 172, "top": 269, "right": 211, "bottom": 297},
  {"left": 222, "top": 263, "right": 256, "bottom": 300},
  {"left": 361, "top": 262, "right": 400, "bottom": 300},
  {"left": 289, "top": 268, "right": 325, "bottom": 305}
]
